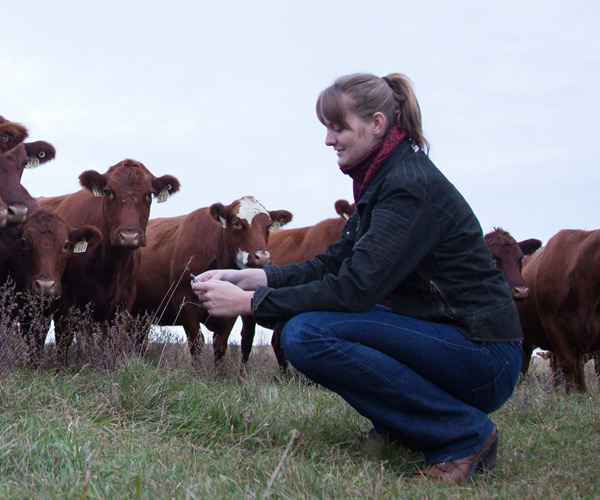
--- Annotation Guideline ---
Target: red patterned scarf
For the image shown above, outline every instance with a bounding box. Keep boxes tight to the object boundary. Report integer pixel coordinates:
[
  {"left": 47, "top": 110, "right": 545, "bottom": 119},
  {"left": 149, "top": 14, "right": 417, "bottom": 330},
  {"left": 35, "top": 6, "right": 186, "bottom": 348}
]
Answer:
[{"left": 340, "top": 126, "right": 407, "bottom": 202}]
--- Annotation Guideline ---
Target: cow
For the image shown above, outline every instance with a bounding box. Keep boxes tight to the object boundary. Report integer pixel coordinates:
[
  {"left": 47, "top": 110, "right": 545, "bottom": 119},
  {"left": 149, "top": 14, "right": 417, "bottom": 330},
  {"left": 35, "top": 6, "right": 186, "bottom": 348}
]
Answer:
[
  {"left": 1, "top": 118, "right": 57, "bottom": 284},
  {"left": 483, "top": 228, "right": 542, "bottom": 301},
  {"left": 517, "top": 229, "right": 600, "bottom": 392},
  {"left": 239, "top": 199, "right": 356, "bottom": 372},
  {"left": 37, "top": 159, "right": 180, "bottom": 366},
  {"left": 7, "top": 208, "right": 103, "bottom": 363},
  {"left": 132, "top": 196, "right": 293, "bottom": 367}
]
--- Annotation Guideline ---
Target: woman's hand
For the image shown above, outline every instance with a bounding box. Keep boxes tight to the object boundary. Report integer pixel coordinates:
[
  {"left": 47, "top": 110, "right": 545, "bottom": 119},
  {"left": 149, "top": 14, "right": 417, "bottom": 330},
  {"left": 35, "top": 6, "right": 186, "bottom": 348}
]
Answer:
[
  {"left": 191, "top": 279, "right": 254, "bottom": 317},
  {"left": 195, "top": 268, "right": 267, "bottom": 291}
]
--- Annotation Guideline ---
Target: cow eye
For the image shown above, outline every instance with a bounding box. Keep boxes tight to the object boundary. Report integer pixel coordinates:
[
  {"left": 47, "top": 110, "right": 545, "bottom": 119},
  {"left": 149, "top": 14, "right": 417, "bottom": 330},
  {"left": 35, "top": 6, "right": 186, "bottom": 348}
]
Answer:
[
  {"left": 63, "top": 241, "right": 72, "bottom": 250},
  {"left": 102, "top": 189, "right": 111, "bottom": 197}
]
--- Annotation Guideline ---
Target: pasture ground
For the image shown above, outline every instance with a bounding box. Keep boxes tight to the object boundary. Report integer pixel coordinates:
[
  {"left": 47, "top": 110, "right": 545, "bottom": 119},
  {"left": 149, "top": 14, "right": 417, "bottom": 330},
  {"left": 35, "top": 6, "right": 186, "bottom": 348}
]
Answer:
[{"left": 0, "top": 337, "right": 598, "bottom": 499}]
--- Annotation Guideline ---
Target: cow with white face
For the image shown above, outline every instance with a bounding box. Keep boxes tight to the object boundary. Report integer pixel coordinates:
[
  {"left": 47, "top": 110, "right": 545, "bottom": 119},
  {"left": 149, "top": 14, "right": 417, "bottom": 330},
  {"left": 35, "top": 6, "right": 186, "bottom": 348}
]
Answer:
[{"left": 132, "top": 196, "right": 293, "bottom": 366}]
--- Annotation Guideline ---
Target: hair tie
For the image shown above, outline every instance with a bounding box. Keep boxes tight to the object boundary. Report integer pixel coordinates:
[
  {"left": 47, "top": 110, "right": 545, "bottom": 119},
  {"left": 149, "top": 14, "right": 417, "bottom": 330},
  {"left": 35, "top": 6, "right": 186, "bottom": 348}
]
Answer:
[{"left": 382, "top": 76, "right": 393, "bottom": 87}]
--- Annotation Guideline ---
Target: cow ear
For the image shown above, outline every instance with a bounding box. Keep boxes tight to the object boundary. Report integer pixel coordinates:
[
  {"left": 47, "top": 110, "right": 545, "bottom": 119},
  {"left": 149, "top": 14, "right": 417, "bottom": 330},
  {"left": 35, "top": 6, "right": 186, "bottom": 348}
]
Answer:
[
  {"left": 268, "top": 210, "right": 293, "bottom": 232},
  {"left": 0, "top": 122, "right": 28, "bottom": 153},
  {"left": 209, "top": 203, "right": 228, "bottom": 228},
  {"left": 518, "top": 238, "right": 542, "bottom": 257},
  {"left": 152, "top": 175, "right": 181, "bottom": 203},
  {"left": 70, "top": 225, "right": 103, "bottom": 253},
  {"left": 334, "top": 199, "right": 354, "bottom": 219},
  {"left": 23, "top": 141, "right": 56, "bottom": 168},
  {"left": 79, "top": 170, "right": 107, "bottom": 196}
]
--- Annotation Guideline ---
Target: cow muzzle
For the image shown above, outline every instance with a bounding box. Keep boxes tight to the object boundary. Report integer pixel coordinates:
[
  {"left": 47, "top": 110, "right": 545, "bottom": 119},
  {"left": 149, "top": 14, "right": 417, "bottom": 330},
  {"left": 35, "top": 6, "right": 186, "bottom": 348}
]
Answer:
[
  {"left": 511, "top": 285, "right": 530, "bottom": 301},
  {"left": 7, "top": 202, "right": 28, "bottom": 224},
  {"left": 32, "top": 277, "right": 61, "bottom": 297},
  {"left": 248, "top": 250, "right": 272, "bottom": 267},
  {"left": 116, "top": 229, "right": 143, "bottom": 247}
]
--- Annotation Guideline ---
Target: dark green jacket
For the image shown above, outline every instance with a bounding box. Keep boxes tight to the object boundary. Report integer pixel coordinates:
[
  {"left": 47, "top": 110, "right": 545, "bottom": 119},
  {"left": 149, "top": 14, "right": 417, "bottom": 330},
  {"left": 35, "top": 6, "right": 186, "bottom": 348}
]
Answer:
[{"left": 252, "top": 140, "right": 522, "bottom": 343}]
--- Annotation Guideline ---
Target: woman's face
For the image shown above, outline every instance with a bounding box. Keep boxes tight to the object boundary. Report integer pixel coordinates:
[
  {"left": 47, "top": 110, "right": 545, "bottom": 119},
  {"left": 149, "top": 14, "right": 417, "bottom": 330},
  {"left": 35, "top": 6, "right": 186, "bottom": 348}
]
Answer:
[{"left": 324, "top": 109, "right": 383, "bottom": 168}]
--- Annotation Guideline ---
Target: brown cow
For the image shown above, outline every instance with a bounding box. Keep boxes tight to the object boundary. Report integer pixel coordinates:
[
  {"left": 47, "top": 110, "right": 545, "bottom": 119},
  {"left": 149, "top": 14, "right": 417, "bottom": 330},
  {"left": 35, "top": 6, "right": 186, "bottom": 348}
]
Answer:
[
  {"left": 132, "top": 196, "right": 293, "bottom": 366},
  {"left": 240, "top": 199, "right": 356, "bottom": 372},
  {"left": 38, "top": 159, "right": 180, "bottom": 366},
  {"left": 8, "top": 208, "right": 103, "bottom": 363},
  {"left": 1, "top": 119, "right": 57, "bottom": 285},
  {"left": 517, "top": 229, "right": 600, "bottom": 392},
  {"left": 483, "top": 228, "right": 542, "bottom": 301}
]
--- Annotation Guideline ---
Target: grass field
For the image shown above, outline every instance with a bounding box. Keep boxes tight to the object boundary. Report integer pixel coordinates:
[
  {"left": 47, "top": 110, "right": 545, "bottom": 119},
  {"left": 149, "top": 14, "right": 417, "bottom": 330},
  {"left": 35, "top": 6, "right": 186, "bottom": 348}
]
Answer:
[{"left": 0, "top": 331, "right": 598, "bottom": 500}]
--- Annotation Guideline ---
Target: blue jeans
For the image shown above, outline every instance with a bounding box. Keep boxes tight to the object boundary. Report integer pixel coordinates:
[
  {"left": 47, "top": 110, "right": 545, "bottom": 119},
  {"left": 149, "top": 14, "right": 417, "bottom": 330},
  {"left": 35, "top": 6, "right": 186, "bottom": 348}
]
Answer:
[{"left": 279, "top": 305, "right": 522, "bottom": 464}]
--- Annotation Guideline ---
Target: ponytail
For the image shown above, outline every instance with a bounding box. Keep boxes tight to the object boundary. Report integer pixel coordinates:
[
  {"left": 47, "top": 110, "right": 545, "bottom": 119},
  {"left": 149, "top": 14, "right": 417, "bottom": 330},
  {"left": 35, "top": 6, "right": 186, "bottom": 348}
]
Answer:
[{"left": 383, "top": 73, "right": 429, "bottom": 154}]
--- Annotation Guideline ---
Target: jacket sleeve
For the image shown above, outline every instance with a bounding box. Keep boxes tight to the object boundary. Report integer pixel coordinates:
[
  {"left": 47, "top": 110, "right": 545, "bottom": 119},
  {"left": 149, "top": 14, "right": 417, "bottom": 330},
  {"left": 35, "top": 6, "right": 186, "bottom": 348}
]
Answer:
[
  {"left": 261, "top": 214, "right": 358, "bottom": 288},
  {"left": 251, "top": 172, "right": 442, "bottom": 326}
]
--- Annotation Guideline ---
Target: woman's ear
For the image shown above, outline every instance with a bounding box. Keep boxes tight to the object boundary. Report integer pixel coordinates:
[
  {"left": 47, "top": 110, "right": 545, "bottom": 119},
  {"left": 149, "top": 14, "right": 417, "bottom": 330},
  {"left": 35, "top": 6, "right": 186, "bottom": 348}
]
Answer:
[{"left": 372, "top": 112, "right": 387, "bottom": 136}]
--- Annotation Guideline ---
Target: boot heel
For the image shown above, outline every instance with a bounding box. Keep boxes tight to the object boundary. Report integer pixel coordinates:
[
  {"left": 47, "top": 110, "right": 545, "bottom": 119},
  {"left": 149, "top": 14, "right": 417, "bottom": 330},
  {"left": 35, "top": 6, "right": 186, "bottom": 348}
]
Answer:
[{"left": 476, "top": 431, "right": 498, "bottom": 471}]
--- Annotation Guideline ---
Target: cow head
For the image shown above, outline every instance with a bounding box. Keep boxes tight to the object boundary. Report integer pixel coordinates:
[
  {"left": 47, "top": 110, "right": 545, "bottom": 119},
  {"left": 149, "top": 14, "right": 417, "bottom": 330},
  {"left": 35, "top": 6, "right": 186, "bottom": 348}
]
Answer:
[
  {"left": 484, "top": 228, "right": 542, "bottom": 301},
  {"left": 209, "top": 196, "right": 293, "bottom": 268},
  {"left": 16, "top": 208, "right": 103, "bottom": 297},
  {"left": 0, "top": 117, "right": 28, "bottom": 154},
  {"left": 79, "top": 159, "right": 180, "bottom": 248},
  {"left": 0, "top": 117, "right": 56, "bottom": 225}
]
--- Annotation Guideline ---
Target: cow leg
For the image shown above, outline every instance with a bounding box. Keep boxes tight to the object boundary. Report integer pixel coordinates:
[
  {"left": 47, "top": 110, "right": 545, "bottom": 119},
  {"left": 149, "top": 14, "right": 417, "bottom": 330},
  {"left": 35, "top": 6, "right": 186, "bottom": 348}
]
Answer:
[
  {"left": 519, "top": 341, "right": 534, "bottom": 381},
  {"left": 574, "top": 352, "right": 588, "bottom": 392},
  {"left": 179, "top": 306, "right": 205, "bottom": 367},
  {"left": 211, "top": 317, "right": 237, "bottom": 372},
  {"left": 271, "top": 327, "right": 289, "bottom": 375},
  {"left": 593, "top": 352, "right": 600, "bottom": 385},
  {"left": 240, "top": 315, "right": 256, "bottom": 365},
  {"left": 54, "top": 314, "right": 74, "bottom": 369}
]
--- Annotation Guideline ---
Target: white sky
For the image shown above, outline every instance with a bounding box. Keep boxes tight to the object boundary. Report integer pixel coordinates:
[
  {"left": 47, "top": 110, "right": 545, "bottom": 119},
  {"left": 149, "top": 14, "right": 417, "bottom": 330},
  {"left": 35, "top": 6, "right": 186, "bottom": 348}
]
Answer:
[{"left": 3, "top": 0, "right": 599, "bottom": 249}]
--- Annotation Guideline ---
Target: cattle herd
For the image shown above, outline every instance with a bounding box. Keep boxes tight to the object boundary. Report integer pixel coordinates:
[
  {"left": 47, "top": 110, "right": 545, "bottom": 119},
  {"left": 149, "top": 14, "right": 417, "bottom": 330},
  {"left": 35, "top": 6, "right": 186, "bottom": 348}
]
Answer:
[{"left": 0, "top": 114, "right": 598, "bottom": 392}]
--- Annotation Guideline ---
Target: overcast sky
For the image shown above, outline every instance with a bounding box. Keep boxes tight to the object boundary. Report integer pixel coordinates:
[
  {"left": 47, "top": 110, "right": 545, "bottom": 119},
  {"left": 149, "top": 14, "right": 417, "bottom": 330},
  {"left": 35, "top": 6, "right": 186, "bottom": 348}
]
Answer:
[{"left": 3, "top": 0, "right": 599, "bottom": 247}]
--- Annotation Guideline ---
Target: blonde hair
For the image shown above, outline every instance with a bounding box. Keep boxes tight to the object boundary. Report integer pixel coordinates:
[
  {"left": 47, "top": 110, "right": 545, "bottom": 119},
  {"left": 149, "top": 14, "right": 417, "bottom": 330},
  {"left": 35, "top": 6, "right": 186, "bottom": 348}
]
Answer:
[{"left": 316, "top": 73, "right": 429, "bottom": 154}]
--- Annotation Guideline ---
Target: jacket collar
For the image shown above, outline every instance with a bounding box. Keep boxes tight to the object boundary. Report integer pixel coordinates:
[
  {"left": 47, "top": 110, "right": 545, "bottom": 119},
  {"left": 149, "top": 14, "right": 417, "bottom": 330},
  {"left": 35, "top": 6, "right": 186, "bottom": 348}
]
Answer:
[{"left": 356, "top": 139, "right": 416, "bottom": 211}]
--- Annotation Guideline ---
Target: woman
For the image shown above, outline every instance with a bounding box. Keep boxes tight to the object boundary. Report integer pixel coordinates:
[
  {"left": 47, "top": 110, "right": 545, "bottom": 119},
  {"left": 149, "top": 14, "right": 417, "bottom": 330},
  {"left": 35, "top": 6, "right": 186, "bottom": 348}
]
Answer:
[{"left": 191, "top": 73, "right": 522, "bottom": 485}]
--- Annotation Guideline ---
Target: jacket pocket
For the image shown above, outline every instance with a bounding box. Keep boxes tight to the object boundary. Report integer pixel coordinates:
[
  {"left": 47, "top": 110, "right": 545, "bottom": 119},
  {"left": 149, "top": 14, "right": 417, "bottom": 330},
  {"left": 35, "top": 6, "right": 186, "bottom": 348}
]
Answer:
[{"left": 428, "top": 279, "right": 458, "bottom": 320}]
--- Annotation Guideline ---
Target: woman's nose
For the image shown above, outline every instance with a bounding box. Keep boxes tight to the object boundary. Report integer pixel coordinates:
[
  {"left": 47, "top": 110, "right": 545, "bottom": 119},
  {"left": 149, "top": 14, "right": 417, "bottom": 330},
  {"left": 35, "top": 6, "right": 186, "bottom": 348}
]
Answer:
[{"left": 325, "top": 130, "right": 336, "bottom": 146}]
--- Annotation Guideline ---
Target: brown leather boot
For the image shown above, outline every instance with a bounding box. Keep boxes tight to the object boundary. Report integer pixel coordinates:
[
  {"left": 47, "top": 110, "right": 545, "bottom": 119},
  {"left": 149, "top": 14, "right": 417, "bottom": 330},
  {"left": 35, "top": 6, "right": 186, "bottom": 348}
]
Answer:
[{"left": 416, "top": 429, "right": 498, "bottom": 485}]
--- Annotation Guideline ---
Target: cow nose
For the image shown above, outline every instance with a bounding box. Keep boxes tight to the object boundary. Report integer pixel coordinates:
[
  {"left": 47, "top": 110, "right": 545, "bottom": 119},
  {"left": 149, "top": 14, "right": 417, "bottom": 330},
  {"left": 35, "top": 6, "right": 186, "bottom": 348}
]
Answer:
[
  {"left": 253, "top": 250, "right": 272, "bottom": 266},
  {"left": 511, "top": 286, "right": 530, "bottom": 301},
  {"left": 33, "top": 278, "right": 59, "bottom": 297},
  {"left": 118, "top": 229, "right": 141, "bottom": 247},
  {"left": 7, "top": 202, "right": 28, "bottom": 224}
]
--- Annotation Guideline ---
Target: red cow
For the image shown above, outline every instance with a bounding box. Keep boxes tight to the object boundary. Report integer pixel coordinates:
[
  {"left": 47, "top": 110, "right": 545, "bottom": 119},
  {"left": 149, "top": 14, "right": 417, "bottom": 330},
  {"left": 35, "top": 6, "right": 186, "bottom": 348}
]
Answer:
[
  {"left": 132, "top": 196, "right": 293, "bottom": 366},
  {"left": 38, "top": 159, "right": 180, "bottom": 365},
  {"left": 240, "top": 199, "right": 355, "bottom": 372},
  {"left": 1, "top": 118, "right": 57, "bottom": 285},
  {"left": 517, "top": 229, "right": 600, "bottom": 392},
  {"left": 8, "top": 208, "right": 103, "bottom": 363}
]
